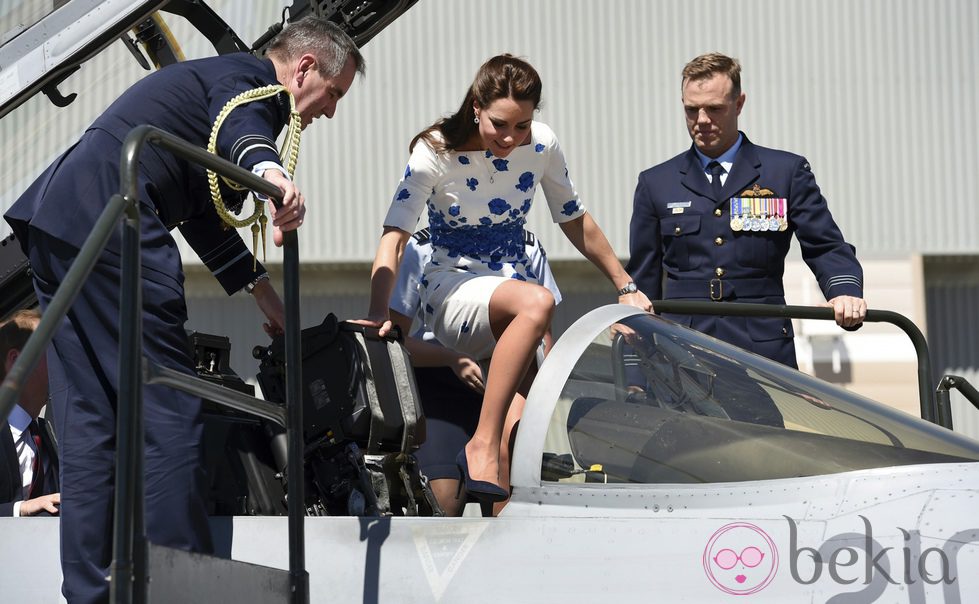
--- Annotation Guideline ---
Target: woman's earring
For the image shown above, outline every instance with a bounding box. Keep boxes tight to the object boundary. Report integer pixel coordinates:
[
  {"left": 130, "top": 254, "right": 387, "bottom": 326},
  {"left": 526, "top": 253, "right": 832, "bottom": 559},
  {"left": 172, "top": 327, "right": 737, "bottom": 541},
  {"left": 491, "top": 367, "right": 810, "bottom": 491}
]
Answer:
[{"left": 473, "top": 115, "right": 479, "bottom": 124}]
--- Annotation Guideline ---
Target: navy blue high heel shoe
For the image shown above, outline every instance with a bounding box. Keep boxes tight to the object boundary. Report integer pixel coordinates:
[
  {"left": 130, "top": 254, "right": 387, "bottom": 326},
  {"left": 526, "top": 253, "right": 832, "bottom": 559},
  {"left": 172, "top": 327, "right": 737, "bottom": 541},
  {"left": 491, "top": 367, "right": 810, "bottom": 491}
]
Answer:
[{"left": 456, "top": 450, "right": 508, "bottom": 503}]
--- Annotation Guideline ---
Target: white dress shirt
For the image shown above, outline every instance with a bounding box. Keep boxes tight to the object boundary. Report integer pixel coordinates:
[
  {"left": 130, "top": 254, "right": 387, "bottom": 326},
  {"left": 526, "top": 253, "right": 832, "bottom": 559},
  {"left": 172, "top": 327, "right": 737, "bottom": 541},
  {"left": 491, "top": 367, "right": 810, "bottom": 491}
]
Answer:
[{"left": 7, "top": 404, "right": 37, "bottom": 517}]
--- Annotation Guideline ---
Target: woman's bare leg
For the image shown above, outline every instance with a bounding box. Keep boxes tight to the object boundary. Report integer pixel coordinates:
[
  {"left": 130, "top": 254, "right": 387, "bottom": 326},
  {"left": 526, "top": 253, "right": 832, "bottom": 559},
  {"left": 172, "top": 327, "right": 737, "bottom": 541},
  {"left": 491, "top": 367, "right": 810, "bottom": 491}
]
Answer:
[
  {"left": 462, "top": 281, "right": 553, "bottom": 488},
  {"left": 491, "top": 361, "right": 537, "bottom": 516},
  {"left": 428, "top": 478, "right": 465, "bottom": 517}
]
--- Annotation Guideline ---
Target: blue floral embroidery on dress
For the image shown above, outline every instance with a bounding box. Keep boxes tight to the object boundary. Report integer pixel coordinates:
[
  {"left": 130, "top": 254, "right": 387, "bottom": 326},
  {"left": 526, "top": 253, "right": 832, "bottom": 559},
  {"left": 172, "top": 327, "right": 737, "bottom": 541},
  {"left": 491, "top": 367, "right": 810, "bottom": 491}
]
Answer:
[
  {"left": 459, "top": 156, "right": 470, "bottom": 165},
  {"left": 488, "top": 198, "right": 511, "bottom": 215},
  {"left": 460, "top": 321, "right": 470, "bottom": 334},
  {"left": 431, "top": 220, "right": 525, "bottom": 261},
  {"left": 535, "top": 143, "right": 545, "bottom": 153},
  {"left": 479, "top": 217, "right": 493, "bottom": 226},
  {"left": 449, "top": 220, "right": 458, "bottom": 226},
  {"left": 515, "top": 171, "right": 534, "bottom": 192},
  {"left": 561, "top": 200, "right": 580, "bottom": 216},
  {"left": 448, "top": 204, "right": 461, "bottom": 216},
  {"left": 520, "top": 199, "right": 532, "bottom": 214},
  {"left": 404, "top": 165, "right": 412, "bottom": 178},
  {"left": 492, "top": 158, "right": 509, "bottom": 172},
  {"left": 427, "top": 205, "right": 448, "bottom": 233},
  {"left": 397, "top": 188, "right": 410, "bottom": 201},
  {"left": 488, "top": 261, "right": 503, "bottom": 271},
  {"left": 466, "top": 177, "right": 478, "bottom": 191},
  {"left": 458, "top": 217, "right": 468, "bottom": 223},
  {"left": 508, "top": 209, "right": 521, "bottom": 219},
  {"left": 485, "top": 150, "right": 493, "bottom": 158}
]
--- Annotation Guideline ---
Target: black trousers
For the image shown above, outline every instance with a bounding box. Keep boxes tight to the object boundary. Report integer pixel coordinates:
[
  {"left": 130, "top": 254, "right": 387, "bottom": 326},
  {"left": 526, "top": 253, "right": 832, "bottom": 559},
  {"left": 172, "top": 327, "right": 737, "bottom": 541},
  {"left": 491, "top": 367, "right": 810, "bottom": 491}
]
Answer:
[{"left": 30, "top": 230, "right": 212, "bottom": 604}]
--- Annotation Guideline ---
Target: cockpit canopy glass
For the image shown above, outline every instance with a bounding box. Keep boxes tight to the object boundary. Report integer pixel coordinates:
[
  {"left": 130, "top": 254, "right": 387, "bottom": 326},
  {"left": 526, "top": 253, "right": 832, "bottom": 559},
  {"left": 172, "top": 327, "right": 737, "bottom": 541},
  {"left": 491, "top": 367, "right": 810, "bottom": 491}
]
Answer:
[{"left": 543, "top": 313, "right": 979, "bottom": 484}]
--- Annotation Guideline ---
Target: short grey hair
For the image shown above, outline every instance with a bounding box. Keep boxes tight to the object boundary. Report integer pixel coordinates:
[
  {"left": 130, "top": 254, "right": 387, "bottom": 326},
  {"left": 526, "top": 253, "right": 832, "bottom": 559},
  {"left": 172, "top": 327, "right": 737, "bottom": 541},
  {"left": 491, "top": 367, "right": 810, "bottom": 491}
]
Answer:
[{"left": 267, "top": 16, "right": 366, "bottom": 78}]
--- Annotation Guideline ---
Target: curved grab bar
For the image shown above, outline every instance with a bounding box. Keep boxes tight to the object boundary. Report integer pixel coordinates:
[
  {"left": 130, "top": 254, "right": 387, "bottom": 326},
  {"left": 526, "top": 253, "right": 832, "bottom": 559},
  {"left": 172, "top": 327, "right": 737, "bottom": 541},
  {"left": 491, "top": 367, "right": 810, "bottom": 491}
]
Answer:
[{"left": 650, "top": 300, "right": 942, "bottom": 428}]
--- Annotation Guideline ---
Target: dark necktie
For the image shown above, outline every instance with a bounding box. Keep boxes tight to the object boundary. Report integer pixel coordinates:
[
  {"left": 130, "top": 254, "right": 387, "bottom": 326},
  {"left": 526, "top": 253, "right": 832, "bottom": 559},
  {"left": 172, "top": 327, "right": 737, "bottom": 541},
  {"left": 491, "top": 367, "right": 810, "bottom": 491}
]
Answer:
[
  {"left": 27, "top": 419, "right": 45, "bottom": 498},
  {"left": 707, "top": 160, "right": 725, "bottom": 200}
]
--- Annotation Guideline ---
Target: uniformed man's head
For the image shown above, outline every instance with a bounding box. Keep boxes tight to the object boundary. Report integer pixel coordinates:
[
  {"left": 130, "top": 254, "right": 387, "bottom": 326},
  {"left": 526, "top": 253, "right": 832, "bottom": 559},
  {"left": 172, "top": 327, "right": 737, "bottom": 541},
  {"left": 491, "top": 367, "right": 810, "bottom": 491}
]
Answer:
[
  {"left": 681, "top": 53, "right": 745, "bottom": 158},
  {"left": 268, "top": 17, "right": 366, "bottom": 128}
]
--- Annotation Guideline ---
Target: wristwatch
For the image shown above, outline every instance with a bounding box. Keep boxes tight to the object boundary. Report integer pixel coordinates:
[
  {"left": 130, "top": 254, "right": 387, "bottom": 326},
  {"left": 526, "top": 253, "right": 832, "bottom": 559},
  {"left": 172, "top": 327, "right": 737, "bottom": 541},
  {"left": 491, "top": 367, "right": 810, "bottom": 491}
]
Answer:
[
  {"left": 617, "top": 281, "right": 638, "bottom": 296},
  {"left": 244, "top": 272, "right": 270, "bottom": 294}
]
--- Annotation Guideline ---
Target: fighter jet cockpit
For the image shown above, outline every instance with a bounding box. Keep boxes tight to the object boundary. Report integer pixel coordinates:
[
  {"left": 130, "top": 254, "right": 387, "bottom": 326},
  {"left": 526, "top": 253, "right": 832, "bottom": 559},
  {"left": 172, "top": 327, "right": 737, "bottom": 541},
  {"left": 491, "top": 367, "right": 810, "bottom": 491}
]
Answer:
[{"left": 514, "top": 305, "right": 979, "bottom": 491}]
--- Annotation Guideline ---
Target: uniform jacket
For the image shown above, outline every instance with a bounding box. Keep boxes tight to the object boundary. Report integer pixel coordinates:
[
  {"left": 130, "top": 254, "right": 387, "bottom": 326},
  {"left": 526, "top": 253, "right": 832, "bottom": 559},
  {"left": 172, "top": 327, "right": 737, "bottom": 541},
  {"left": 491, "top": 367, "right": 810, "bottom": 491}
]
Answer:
[
  {"left": 626, "top": 134, "right": 862, "bottom": 366},
  {"left": 5, "top": 53, "right": 291, "bottom": 294},
  {"left": 1, "top": 417, "right": 59, "bottom": 516}
]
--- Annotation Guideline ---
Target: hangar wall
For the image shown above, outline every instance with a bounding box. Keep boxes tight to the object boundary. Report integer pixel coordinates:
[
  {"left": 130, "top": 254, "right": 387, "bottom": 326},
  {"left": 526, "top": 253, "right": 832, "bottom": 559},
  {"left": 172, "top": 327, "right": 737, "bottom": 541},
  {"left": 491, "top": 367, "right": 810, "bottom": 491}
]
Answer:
[{"left": 1, "top": 0, "right": 977, "bottom": 434}]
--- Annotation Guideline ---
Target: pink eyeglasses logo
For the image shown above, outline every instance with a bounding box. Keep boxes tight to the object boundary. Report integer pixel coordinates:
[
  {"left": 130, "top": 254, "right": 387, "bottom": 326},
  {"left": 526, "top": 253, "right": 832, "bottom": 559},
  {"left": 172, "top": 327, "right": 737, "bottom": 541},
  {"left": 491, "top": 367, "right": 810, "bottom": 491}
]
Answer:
[{"left": 703, "top": 522, "right": 779, "bottom": 595}]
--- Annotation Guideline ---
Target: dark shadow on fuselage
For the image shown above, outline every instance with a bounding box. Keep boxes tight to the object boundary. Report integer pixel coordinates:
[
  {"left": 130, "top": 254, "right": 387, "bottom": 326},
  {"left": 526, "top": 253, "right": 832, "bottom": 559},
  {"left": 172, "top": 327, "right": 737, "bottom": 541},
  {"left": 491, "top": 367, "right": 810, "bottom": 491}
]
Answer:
[{"left": 359, "top": 516, "right": 392, "bottom": 604}]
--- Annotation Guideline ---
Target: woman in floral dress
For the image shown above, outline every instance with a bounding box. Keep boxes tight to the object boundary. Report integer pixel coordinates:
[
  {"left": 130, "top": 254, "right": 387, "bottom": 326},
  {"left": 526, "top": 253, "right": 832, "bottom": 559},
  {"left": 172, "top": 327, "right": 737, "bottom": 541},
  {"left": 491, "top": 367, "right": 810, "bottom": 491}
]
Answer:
[{"left": 363, "top": 55, "right": 650, "bottom": 502}]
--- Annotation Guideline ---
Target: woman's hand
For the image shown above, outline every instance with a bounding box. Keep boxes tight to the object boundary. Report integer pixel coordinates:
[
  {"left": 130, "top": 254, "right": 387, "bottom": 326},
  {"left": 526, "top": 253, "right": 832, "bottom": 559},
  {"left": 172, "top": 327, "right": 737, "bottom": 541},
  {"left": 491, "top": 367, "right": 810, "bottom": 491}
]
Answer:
[
  {"left": 348, "top": 316, "right": 395, "bottom": 338},
  {"left": 451, "top": 354, "right": 485, "bottom": 393},
  {"left": 619, "top": 290, "right": 653, "bottom": 313}
]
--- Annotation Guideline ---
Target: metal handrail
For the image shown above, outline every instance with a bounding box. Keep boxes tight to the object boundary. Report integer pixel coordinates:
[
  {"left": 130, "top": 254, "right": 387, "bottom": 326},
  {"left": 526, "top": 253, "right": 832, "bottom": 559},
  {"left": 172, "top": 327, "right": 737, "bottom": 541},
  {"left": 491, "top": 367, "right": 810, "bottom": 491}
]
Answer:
[
  {"left": 650, "top": 300, "right": 943, "bottom": 428},
  {"left": 143, "top": 361, "right": 288, "bottom": 427},
  {"left": 0, "top": 124, "right": 307, "bottom": 604},
  {"left": 936, "top": 375, "right": 979, "bottom": 429}
]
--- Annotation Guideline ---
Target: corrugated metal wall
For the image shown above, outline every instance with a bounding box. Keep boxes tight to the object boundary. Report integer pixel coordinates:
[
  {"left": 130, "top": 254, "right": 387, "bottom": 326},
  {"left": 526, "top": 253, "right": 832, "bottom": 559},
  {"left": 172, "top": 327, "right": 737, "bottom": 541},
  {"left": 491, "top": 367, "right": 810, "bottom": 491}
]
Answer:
[
  {"left": 925, "top": 256, "right": 979, "bottom": 439},
  {"left": 2, "top": 0, "right": 978, "bottom": 260},
  {"left": 1, "top": 1, "right": 977, "bottom": 426},
  {"left": 270, "top": 0, "right": 979, "bottom": 263}
]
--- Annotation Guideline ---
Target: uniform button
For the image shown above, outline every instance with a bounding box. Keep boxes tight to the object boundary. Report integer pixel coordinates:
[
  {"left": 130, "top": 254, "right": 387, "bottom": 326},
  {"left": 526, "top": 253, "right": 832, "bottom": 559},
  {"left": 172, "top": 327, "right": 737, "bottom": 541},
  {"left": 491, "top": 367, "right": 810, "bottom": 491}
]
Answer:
[
  {"left": 674, "top": 225, "right": 681, "bottom": 234},
  {"left": 715, "top": 267, "right": 725, "bottom": 277},
  {"left": 714, "top": 208, "right": 722, "bottom": 217},
  {"left": 714, "top": 237, "right": 723, "bottom": 246},
  {"left": 782, "top": 327, "right": 788, "bottom": 335}
]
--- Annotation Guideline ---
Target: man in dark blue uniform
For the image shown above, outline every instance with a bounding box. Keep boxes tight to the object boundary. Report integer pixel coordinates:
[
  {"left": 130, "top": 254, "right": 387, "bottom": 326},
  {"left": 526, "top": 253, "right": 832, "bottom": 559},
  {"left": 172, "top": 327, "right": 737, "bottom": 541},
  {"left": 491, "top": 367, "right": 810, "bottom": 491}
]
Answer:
[
  {"left": 4, "top": 17, "right": 364, "bottom": 604},
  {"left": 627, "top": 52, "right": 866, "bottom": 369}
]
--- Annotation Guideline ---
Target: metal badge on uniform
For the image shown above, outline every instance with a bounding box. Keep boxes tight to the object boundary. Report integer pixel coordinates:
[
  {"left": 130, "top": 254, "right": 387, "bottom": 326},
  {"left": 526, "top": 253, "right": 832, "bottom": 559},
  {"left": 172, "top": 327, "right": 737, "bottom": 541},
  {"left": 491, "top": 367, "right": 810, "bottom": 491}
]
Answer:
[
  {"left": 777, "top": 198, "right": 788, "bottom": 231},
  {"left": 739, "top": 184, "right": 775, "bottom": 197},
  {"left": 667, "top": 201, "right": 691, "bottom": 215},
  {"left": 734, "top": 185, "right": 787, "bottom": 233},
  {"left": 729, "top": 198, "right": 743, "bottom": 231},
  {"left": 749, "top": 198, "right": 762, "bottom": 231}
]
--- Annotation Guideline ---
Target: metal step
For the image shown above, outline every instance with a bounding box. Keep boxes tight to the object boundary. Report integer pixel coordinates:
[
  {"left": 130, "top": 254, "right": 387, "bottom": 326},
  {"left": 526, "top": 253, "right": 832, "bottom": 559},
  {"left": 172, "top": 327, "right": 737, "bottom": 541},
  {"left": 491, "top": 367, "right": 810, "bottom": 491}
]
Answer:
[{"left": 147, "top": 543, "right": 290, "bottom": 603}]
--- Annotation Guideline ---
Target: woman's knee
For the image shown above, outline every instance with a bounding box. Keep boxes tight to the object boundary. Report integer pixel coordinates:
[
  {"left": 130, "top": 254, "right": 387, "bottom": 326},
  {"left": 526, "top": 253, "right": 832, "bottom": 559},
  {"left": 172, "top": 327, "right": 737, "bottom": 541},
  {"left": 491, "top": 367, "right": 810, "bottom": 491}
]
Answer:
[
  {"left": 513, "top": 285, "right": 555, "bottom": 324},
  {"left": 490, "top": 282, "right": 555, "bottom": 336}
]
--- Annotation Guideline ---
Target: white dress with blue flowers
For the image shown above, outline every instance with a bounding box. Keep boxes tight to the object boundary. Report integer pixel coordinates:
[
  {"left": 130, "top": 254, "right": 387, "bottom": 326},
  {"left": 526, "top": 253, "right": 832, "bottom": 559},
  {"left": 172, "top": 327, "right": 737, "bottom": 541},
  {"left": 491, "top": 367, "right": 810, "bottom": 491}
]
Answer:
[{"left": 383, "top": 121, "right": 585, "bottom": 359}]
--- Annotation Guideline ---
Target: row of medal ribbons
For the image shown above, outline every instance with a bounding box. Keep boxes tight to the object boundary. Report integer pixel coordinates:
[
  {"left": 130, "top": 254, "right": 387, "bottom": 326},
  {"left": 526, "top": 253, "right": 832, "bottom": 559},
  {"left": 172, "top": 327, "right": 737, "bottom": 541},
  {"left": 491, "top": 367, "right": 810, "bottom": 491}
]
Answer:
[{"left": 729, "top": 197, "right": 788, "bottom": 232}]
